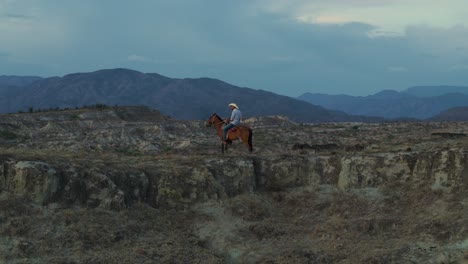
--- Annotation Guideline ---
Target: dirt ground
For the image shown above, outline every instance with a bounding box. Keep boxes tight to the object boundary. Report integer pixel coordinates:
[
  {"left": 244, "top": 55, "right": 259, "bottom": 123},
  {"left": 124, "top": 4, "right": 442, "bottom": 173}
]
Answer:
[{"left": 1, "top": 183, "right": 467, "bottom": 263}]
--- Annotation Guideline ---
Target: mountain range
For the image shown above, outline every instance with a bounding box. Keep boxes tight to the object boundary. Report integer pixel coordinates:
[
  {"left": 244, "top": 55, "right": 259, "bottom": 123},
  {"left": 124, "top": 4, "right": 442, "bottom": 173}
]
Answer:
[
  {"left": 2, "top": 68, "right": 467, "bottom": 122},
  {"left": 0, "top": 69, "right": 381, "bottom": 123},
  {"left": 298, "top": 87, "right": 468, "bottom": 119},
  {"left": 0, "top": 75, "right": 42, "bottom": 87},
  {"left": 402, "top": 86, "right": 468, "bottom": 97},
  {"left": 428, "top": 107, "right": 468, "bottom": 121}
]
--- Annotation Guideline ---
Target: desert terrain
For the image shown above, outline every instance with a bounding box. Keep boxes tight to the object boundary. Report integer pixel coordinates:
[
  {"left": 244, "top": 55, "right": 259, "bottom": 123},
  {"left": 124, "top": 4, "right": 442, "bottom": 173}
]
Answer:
[{"left": 1, "top": 106, "right": 468, "bottom": 263}]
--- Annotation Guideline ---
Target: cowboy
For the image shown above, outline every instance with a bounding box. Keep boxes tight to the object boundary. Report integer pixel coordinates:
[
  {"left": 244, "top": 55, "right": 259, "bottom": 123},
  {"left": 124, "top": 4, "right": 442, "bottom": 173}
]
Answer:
[{"left": 222, "top": 103, "right": 242, "bottom": 143}]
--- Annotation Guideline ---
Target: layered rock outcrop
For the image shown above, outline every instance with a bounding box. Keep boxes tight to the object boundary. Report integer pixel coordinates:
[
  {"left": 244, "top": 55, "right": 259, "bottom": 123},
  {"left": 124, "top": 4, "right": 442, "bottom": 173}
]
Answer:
[{"left": 2, "top": 148, "right": 467, "bottom": 211}]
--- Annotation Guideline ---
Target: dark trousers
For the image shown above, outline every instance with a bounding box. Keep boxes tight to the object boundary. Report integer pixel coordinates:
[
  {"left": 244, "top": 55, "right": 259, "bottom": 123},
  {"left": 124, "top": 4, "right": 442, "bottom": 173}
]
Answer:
[{"left": 222, "top": 123, "right": 235, "bottom": 141}]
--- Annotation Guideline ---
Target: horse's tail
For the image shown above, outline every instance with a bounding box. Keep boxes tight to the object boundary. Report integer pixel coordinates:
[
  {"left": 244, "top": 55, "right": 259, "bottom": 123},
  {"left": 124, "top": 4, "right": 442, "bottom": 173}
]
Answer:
[{"left": 248, "top": 128, "right": 253, "bottom": 152}]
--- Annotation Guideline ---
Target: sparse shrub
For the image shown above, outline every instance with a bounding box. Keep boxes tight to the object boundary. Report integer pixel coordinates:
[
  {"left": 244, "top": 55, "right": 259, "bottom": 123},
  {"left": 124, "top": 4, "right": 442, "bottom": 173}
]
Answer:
[
  {"left": 227, "top": 194, "right": 271, "bottom": 221},
  {"left": 115, "top": 146, "right": 141, "bottom": 156},
  {"left": 134, "top": 128, "right": 146, "bottom": 137},
  {"left": 0, "top": 130, "right": 18, "bottom": 140},
  {"left": 94, "top": 103, "right": 109, "bottom": 110},
  {"left": 159, "top": 188, "right": 182, "bottom": 199},
  {"left": 161, "top": 145, "right": 173, "bottom": 153}
]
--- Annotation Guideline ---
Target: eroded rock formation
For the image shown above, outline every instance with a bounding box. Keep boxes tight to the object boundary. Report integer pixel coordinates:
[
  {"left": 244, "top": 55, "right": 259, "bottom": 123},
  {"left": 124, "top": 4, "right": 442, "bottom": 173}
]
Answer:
[{"left": 1, "top": 107, "right": 467, "bottom": 263}]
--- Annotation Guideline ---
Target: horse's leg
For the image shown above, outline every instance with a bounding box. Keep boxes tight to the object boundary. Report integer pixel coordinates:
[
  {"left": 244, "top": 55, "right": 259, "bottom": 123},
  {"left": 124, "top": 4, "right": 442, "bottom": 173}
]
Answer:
[
  {"left": 222, "top": 140, "right": 229, "bottom": 153},
  {"left": 226, "top": 131, "right": 233, "bottom": 145},
  {"left": 226, "top": 134, "right": 233, "bottom": 152},
  {"left": 248, "top": 129, "right": 253, "bottom": 153},
  {"left": 239, "top": 129, "right": 253, "bottom": 153},
  {"left": 243, "top": 129, "right": 253, "bottom": 153},
  {"left": 241, "top": 134, "right": 250, "bottom": 151}
]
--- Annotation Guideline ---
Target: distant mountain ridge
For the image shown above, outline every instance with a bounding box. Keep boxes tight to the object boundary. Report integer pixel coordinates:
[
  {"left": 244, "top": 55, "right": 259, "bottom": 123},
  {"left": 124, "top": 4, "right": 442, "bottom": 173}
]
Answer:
[
  {"left": 402, "top": 85, "right": 468, "bottom": 97},
  {"left": 0, "top": 75, "right": 43, "bottom": 87},
  {"left": 0, "top": 68, "right": 382, "bottom": 123},
  {"left": 429, "top": 107, "right": 468, "bottom": 121},
  {"left": 7, "top": 69, "right": 466, "bottom": 121},
  {"left": 298, "top": 87, "right": 468, "bottom": 119}
]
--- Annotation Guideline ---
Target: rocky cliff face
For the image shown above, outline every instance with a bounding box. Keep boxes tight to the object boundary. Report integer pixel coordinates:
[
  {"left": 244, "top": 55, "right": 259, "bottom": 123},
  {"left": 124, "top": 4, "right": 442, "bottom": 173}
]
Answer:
[{"left": 1, "top": 107, "right": 467, "bottom": 263}]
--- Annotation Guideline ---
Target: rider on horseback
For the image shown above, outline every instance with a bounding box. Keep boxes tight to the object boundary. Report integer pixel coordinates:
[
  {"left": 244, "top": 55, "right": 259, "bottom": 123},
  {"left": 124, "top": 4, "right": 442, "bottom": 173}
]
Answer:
[{"left": 222, "top": 103, "right": 242, "bottom": 143}]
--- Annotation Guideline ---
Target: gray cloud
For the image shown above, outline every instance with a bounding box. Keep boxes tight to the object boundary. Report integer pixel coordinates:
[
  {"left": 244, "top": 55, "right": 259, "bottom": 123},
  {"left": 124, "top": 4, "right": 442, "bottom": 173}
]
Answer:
[
  {"left": 0, "top": 0, "right": 467, "bottom": 96},
  {"left": 1, "top": 13, "right": 32, "bottom": 19}
]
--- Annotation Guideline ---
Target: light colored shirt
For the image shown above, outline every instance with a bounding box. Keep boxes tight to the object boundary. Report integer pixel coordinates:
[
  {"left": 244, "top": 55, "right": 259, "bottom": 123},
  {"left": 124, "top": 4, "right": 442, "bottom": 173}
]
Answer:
[{"left": 230, "top": 108, "right": 242, "bottom": 125}]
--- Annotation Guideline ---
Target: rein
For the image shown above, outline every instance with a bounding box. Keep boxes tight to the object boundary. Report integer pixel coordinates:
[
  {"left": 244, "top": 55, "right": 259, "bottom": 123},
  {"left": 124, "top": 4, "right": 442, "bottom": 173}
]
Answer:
[{"left": 209, "top": 114, "right": 225, "bottom": 126}]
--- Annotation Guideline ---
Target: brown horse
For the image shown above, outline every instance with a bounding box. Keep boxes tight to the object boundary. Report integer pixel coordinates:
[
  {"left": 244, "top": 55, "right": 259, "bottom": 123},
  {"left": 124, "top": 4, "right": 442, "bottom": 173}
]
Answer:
[{"left": 205, "top": 113, "right": 253, "bottom": 153}]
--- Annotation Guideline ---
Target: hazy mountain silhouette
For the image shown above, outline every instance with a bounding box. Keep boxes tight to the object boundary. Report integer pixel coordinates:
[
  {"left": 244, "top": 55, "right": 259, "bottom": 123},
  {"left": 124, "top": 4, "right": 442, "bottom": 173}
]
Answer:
[
  {"left": 0, "top": 68, "right": 382, "bottom": 123},
  {"left": 0, "top": 75, "right": 42, "bottom": 87},
  {"left": 429, "top": 107, "right": 468, "bottom": 121},
  {"left": 402, "top": 85, "right": 468, "bottom": 97},
  {"left": 0, "top": 75, "right": 43, "bottom": 114},
  {"left": 298, "top": 89, "right": 468, "bottom": 119}
]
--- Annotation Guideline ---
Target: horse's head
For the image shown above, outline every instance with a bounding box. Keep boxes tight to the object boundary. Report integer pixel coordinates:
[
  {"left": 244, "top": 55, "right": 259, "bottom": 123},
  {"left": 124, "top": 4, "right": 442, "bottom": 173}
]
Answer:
[{"left": 205, "top": 113, "right": 217, "bottom": 127}]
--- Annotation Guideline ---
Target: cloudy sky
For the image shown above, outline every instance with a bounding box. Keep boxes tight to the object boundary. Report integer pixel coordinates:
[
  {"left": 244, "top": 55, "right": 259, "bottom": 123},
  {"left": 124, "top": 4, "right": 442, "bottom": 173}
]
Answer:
[{"left": 1, "top": 0, "right": 468, "bottom": 96}]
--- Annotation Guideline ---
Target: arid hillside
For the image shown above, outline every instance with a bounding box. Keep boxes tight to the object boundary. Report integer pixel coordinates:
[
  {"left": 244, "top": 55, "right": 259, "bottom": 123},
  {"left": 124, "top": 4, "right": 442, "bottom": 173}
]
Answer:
[{"left": 1, "top": 106, "right": 468, "bottom": 263}]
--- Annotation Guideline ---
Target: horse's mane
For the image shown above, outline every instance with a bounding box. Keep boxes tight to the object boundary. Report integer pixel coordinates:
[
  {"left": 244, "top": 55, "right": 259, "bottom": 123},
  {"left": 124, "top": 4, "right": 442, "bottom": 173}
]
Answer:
[{"left": 212, "top": 113, "right": 223, "bottom": 121}]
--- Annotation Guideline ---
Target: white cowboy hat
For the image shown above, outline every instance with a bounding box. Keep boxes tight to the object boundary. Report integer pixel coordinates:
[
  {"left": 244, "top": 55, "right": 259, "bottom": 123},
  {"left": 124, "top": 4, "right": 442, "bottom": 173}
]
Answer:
[{"left": 228, "top": 103, "right": 239, "bottom": 109}]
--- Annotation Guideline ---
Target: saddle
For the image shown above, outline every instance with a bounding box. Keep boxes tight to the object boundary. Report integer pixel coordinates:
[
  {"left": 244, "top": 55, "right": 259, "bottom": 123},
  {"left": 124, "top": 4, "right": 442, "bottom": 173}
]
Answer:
[
  {"left": 228, "top": 125, "right": 250, "bottom": 133},
  {"left": 226, "top": 126, "right": 239, "bottom": 144},
  {"left": 225, "top": 125, "right": 249, "bottom": 145}
]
